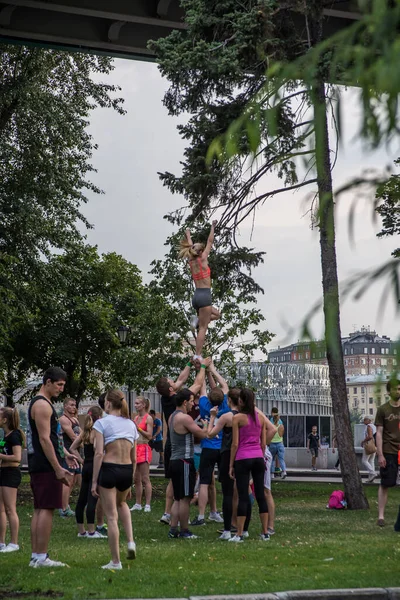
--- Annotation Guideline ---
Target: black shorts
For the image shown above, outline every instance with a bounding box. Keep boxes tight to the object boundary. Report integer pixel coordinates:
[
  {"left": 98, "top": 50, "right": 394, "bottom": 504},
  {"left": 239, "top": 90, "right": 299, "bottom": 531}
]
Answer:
[
  {"left": 30, "top": 470, "right": 63, "bottom": 510},
  {"left": 380, "top": 453, "right": 399, "bottom": 488},
  {"left": 170, "top": 459, "right": 196, "bottom": 500},
  {"left": 98, "top": 462, "right": 133, "bottom": 492},
  {"left": 0, "top": 467, "right": 22, "bottom": 489},
  {"left": 149, "top": 439, "right": 163, "bottom": 453},
  {"left": 199, "top": 448, "right": 221, "bottom": 485},
  {"left": 310, "top": 447, "right": 319, "bottom": 458},
  {"left": 192, "top": 288, "right": 212, "bottom": 311},
  {"left": 164, "top": 437, "right": 171, "bottom": 479},
  {"left": 62, "top": 459, "right": 82, "bottom": 475}
]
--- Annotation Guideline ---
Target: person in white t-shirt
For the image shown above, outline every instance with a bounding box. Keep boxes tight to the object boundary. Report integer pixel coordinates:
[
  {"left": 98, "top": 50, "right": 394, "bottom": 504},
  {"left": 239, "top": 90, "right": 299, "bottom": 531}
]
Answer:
[
  {"left": 92, "top": 389, "right": 139, "bottom": 570},
  {"left": 361, "top": 416, "right": 377, "bottom": 483}
]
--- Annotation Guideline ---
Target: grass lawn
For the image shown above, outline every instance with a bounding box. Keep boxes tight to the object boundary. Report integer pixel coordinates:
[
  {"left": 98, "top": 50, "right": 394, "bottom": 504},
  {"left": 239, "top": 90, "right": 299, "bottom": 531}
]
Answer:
[{"left": 1, "top": 476, "right": 400, "bottom": 600}]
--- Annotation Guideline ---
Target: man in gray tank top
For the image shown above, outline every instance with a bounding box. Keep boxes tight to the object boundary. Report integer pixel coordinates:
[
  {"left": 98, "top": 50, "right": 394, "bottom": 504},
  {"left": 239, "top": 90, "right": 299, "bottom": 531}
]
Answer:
[{"left": 168, "top": 388, "right": 209, "bottom": 539}]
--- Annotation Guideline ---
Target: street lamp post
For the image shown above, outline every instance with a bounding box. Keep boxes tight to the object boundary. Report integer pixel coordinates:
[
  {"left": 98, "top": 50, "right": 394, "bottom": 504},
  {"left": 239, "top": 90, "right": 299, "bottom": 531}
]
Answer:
[{"left": 117, "top": 325, "right": 132, "bottom": 416}]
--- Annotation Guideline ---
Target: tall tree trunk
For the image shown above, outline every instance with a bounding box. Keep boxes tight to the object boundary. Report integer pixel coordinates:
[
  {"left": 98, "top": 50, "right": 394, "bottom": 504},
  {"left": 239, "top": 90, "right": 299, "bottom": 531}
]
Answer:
[{"left": 308, "top": 3, "right": 368, "bottom": 509}]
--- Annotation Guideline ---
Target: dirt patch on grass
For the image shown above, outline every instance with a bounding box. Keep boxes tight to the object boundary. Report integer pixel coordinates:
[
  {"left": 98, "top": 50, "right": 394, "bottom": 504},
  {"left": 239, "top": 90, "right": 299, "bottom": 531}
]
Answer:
[{"left": 0, "top": 591, "right": 63, "bottom": 599}]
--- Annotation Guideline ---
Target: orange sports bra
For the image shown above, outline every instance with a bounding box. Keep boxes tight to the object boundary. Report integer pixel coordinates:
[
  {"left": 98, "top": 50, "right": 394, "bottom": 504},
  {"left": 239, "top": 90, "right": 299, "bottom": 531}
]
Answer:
[{"left": 190, "top": 257, "right": 211, "bottom": 281}]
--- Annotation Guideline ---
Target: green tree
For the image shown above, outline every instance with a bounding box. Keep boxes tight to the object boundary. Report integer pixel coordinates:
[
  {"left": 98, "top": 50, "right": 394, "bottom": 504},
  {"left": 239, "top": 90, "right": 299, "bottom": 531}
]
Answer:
[
  {"left": 376, "top": 159, "right": 400, "bottom": 259},
  {"left": 153, "top": 0, "right": 368, "bottom": 507},
  {"left": 0, "top": 44, "right": 124, "bottom": 403}
]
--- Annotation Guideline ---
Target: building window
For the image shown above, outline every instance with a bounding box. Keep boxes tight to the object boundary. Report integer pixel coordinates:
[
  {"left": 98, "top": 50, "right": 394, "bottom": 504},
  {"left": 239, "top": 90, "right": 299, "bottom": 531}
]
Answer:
[
  {"left": 369, "top": 397, "right": 373, "bottom": 404},
  {"left": 381, "top": 348, "right": 385, "bottom": 354},
  {"left": 361, "top": 386, "right": 365, "bottom": 393},
  {"left": 386, "top": 348, "right": 389, "bottom": 354},
  {"left": 351, "top": 348, "right": 354, "bottom": 354},
  {"left": 364, "top": 347, "right": 368, "bottom": 354},
  {"left": 394, "top": 349, "right": 397, "bottom": 355},
  {"left": 353, "top": 387, "right": 357, "bottom": 394},
  {"left": 361, "top": 409, "right": 365, "bottom": 415},
  {"left": 344, "top": 349, "right": 348, "bottom": 355},
  {"left": 369, "top": 408, "right": 373, "bottom": 415},
  {"left": 394, "top": 359, "right": 397, "bottom": 366},
  {"left": 372, "top": 348, "right": 375, "bottom": 354}
]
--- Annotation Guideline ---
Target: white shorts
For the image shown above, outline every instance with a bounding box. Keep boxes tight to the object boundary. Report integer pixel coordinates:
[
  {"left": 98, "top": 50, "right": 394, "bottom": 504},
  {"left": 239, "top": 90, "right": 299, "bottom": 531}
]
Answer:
[{"left": 264, "top": 447, "right": 273, "bottom": 490}]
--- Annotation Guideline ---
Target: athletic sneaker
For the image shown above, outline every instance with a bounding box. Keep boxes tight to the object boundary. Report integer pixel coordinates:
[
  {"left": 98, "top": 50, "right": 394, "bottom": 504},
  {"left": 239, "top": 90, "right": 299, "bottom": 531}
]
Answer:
[
  {"left": 190, "top": 516, "right": 206, "bottom": 526},
  {"left": 144, "top": 505, "right": 151, "bottom": 513},
  {"left": 127, "top": 541, "right": 136, "bottom": 560},
  {"left": 160, "top": 513, "right": 171, "bottom": 525},
  {"left": 101, "top": 561, "right": 122, "bottom": 570},
  {"left": 77, "top": 532, "right": 88, "bottom": 538},
  {"left": 219, "top": 531, "right": 232, "bottom": 540},
  {"left": 281, "top": 471, "right": 287, "bottom": 480},
  {"left": 0, "top": 543, "right": 19, "bottom": 552},
  {"left": 179, "top": 530, "right": 198, "bottom": 539},
  {"left": 377, "top": 519, "right": 385, "bottom": 527},
  {"left": 29, "top": 558, "right": 37, "bottom": 567},
  {"left": 0, "top": 543, "right": 6, "bottom": 551},
  {"left": 190, "top": 315, "right": 199, "bottom": 332},
  {"left": 87, "top": 531, "right": 107, "bottom": 539},
  {"left": 168, "top": 529, "right": 179, "bottom": 539},
  {"left": 59, "top": 506, "right": 74, "bottom": 518},
  {"left": 130, "top": 503, "right": 142, "bottom": 511},
  {"left": 34, "top": 557, "right": 67, "bottom": 568},
  {"left": 260, "top": 533, "right": 271, "bottom": 541},
  {"left": 242, "top": 531, "right": 249, "bottom": 539},
  {"left": 96, "top": 525, "right": 108, "bottom": 536},
  {"left": 228, "top": 535, "right": 244, "bottom": 543},
  {"left": 368, "top": 473, "right": 377, "bottom": 483},
  {"left": 267, "top": 527, "right": 275, "bottom": 535},
  {"left": 209, "top": 512, "right": 224, "bottom": 523}
]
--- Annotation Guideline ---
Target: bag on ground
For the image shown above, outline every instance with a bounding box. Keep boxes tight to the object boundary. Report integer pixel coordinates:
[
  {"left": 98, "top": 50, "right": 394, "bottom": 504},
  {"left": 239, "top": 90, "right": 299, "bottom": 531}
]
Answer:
[{"left": 327, "top": 490, "right": 347, "bottom": 509}]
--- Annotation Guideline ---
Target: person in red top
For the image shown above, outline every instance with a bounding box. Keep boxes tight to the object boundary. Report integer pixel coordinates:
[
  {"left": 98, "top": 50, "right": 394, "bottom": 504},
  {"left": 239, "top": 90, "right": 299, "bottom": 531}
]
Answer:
[
  {"left": 179, "top": 221, "right": 220, "bottom": 358},
  {"left": 131, "top": 397, "right": 153, "bottom": 513}
]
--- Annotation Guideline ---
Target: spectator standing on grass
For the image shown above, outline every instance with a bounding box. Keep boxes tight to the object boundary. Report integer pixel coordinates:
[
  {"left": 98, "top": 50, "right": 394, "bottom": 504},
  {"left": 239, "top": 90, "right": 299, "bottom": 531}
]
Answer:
[
  {"left": 361, "top": 416, "right": 377, "bottom": 483},
  {"left": 69, "top": 406, "right": 106, "bottom": 539},
  {"left": 131, "top": 397, "right": 153, "bottom": 513},
  {"left": 168, "top": 388, "right": 209, "bottom": 539},
  {"left": 375, "top": 379, "right": 400, "bottom": 528},
  {"left": 27, "top": 367, "right": 78, "bottom": 568},
  {"left": 0, "top": 407, "right": 25, "bottom": 553},
  {"left": 149, "top": 409, "right": 164, "bottom": 468},
  {"left": 307, "top": 425, "right": 321, "bottom": 471},
  {"left": 92, "top": 389, "right": 138, "bottom": 570},
  {"left": 263, "top": 445, "right": 276, "bottom": 536},
  {"left": 269, "top": 408, "right": 287, "bottom": 480},
  {"left": 59, "top": 397, "right": 82, "bottom": 518}
]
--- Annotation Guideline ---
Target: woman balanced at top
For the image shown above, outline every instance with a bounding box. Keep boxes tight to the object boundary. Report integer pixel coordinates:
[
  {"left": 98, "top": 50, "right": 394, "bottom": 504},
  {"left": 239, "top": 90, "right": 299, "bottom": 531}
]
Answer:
[{"left": 179, "top": 220, "right": 220, "bottom": 359}]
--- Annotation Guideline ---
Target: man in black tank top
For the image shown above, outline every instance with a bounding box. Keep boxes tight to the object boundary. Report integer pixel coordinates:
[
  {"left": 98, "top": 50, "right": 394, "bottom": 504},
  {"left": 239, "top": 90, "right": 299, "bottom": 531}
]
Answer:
[{"left": 27, "top": 367, "right": 77, "bottom": 568}]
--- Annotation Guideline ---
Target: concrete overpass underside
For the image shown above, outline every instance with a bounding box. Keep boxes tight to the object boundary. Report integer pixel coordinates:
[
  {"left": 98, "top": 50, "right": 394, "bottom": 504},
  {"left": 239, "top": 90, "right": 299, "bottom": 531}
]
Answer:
[{"left": 0, "top": 0, "right": 362, "bottom": 61}]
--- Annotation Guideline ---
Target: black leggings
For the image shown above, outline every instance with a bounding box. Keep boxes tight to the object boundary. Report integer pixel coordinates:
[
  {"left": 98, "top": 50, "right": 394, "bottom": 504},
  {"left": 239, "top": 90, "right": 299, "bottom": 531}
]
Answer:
[
  {"left": 75, "top": 462, "right": 98, "bottom": 525},
  {"left": 219, "top": 452, "right": 234, "bottom": 531},
  {"left": 234, "top": 457, "right": 267, "bottom": 517}
]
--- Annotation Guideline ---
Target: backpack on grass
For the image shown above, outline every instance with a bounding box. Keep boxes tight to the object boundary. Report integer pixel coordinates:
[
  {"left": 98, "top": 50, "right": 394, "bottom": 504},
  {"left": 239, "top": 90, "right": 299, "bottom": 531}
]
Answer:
[{"left": 327, "top": 490, "right": 347, "bottom": 509}]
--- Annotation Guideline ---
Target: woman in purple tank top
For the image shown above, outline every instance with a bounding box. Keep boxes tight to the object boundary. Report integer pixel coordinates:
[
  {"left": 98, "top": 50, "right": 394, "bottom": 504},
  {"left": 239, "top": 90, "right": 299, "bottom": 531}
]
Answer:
[{"left": 229, "top": 389, "right": 277, "bottom": 543}]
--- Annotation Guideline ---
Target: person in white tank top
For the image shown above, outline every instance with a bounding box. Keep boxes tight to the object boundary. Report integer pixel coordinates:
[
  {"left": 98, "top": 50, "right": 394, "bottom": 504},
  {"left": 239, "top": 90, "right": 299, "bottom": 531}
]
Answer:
[{"left": 361, "top": 416, "right": 377, "bottom": 482}]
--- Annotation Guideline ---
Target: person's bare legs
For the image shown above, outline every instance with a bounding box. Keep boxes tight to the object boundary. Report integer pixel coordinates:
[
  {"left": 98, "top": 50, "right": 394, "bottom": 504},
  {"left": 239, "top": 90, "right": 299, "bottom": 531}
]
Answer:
[
  {"left": 197, "top": 483, "right": 209, "bottom": 517},
  {"left": 134, "top": 466, "right": 143, "bottom": 506},
  {"left": 209, "top": 474, "right": 217, "bottom": 513},
  {"left": 0, "top": 488, "right": 6, "bottom": 544},
  {"left": 31, "top": 509, "right": 54, "bottom": 554},
  {"left": 378, "top": 485, "right": 389, "bottom": 521},
  {"left": 99, "top": 487, "right": 120, "bottom": 564},
  {"left": 179, "top": 498, "right": 191, "bottom": 531},
  {"left": 210, "top": 306, "right": 221, "bottom": 321},
  {"left": 265, "top": 489, "right": 275, "bottom": 530},
  {"left": 195, "top": 306, "right": 212, "bottom": 356},
  {"left": 138, "top": 463, "right": 152, "bottom": 506},
  {"left": 3, "top": 487, "right": 19, "bottom": 545},
  {"left": 170, "top": 500, "right": 179, "bottom": 528},
  {"left": 116, "top": 489, "right": 134, "bottom": 543},
  {"left": 164, "top": 480, "right": 173, "bottom": 515}
]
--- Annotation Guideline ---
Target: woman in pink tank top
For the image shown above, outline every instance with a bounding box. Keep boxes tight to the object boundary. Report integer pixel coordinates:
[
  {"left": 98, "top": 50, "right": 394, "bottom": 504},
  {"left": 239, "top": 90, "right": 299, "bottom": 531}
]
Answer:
[{"left": 229, "top": 389, "right": 277, "bottom": 543}]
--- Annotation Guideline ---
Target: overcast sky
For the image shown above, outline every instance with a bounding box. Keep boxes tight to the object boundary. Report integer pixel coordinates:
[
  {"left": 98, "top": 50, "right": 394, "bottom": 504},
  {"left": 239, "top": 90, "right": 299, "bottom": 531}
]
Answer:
[{"left": 82, "top": 59, "right": 399, "bottom": 355}]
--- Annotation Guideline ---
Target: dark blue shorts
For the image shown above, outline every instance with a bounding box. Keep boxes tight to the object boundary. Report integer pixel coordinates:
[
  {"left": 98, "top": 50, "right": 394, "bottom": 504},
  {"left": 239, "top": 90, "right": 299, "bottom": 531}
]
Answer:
[{"left": 192, "top": 288, "right": 212, "bottom": 311}]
